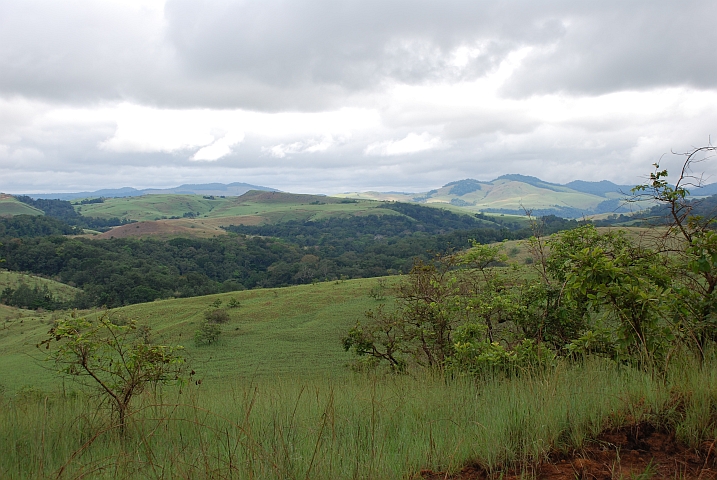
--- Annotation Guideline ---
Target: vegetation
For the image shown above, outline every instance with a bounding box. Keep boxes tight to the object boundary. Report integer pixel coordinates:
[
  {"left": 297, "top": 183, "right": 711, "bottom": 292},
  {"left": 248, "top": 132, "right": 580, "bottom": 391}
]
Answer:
[
  {"left": 0, "top": 205, "right": 579, "bottom": 310},
  {"left": 1, "top": 356, "right": 717, "bottom": 478},
  {"left": 13, "top": 196, "right": 132, "bottom": 230},
  {"left": 38, "top": 311, "right": 188, "bottom": 432},
  {"left": 344, "top": 150, "right": 717, "bottom": 377},
  {"left": 2, "top": 152, "right": 717, "bottom": 478},
  {"left": 0, "top": 214, "right": 80, "bottom": 237}
]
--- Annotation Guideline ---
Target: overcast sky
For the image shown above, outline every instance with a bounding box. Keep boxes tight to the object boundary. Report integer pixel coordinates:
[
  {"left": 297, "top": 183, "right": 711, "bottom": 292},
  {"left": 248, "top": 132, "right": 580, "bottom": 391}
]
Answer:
[{"left": 2, "top": 0, "right": 717, "bottom": 194}]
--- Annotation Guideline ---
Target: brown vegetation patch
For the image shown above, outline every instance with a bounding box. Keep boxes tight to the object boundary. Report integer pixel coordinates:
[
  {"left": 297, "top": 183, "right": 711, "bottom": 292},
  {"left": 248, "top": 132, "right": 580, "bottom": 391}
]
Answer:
[
  {"left": 421, "top": 424, "right": 717, "bottom": 480},
  {"left": 96, "top": 220, "right": 226, "bottom": 239},
  {"left": 238, "top": 190, "right": 343, "bottom": 204}
]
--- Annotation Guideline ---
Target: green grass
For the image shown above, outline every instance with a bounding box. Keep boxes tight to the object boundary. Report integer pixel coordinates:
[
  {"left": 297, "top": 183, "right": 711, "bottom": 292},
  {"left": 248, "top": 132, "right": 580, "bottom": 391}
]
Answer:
[
  {"left": 0, "top": 270, "right": 81, "bottom": 302},
  {"left": 74, "top": 192, "right": 392, "bottom": 223},
  {"left": 2, "top": 267, "right": 717, "bottom": 478},
  {"left": 0, "top": 196, "right": 43, "bottom": 217},
  {"left": 0, "top": 277, "right": 399, "bottom": 393},
  {"left": 2, "top": 355, "right": 716, "bottom": 479}
]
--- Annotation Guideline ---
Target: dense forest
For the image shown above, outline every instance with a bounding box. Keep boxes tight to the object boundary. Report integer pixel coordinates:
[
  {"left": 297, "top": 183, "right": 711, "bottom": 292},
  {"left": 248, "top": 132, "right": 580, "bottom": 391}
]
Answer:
[{"left": 0, "top": 203, "right": 580, "bottom": 309}]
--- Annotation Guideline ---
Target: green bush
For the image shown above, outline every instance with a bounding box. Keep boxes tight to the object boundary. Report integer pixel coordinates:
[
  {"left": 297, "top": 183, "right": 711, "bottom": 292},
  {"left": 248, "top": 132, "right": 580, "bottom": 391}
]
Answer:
[{"left": 204, "top": 308, "right": 230, "bottom": 324}]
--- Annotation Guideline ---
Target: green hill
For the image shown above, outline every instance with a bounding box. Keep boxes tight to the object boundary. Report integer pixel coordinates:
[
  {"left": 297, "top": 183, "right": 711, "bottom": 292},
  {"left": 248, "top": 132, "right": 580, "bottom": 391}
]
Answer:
[
  {"left": 0, "top": 195, "right": 43, "bottom": 217},
  {"left": 0, "top": 276, "right": 391, "bottom": 393},
  {"left": 0, "top": 270, "right": 81, "bottom": 302},
  {"left": 336, "top": 177, "right": 648, "bottom": 218}
]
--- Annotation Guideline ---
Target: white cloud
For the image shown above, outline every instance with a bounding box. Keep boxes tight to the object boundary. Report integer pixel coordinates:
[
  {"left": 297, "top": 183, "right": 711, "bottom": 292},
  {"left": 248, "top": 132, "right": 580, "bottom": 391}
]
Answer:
[
  {"left": 365, "top": 132, "right": 444, "bottom": 156},
  {"left": 191, "top": 132, "right": 245, "bottom": 161},
  {"left": 263, "top": 136, "right": 336, "bottom": 158}
]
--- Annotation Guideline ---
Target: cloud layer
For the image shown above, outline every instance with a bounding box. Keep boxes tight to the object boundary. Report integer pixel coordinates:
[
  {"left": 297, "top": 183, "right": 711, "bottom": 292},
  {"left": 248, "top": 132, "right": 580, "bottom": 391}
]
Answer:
[{"left": 1, "top": 0, "right": 716, "bottom": 193}]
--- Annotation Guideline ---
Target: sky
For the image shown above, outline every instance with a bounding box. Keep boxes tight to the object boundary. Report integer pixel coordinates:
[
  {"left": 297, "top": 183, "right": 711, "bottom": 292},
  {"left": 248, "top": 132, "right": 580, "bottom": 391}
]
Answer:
[{"left": 1, "top": 0, "right": 717, "bottom": 194}]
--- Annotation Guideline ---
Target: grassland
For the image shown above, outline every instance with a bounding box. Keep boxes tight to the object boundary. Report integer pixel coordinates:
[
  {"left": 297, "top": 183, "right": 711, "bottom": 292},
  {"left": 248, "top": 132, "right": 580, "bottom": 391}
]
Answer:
[
  {"left": 0, "top": 276, "right": 398, "bottom": 393},
  {"left": 337, "top": 178, "right": 617, "bottom": 213},
  {"left": 73, "top": 191, "right": 419, "bottom": 238},
  {"left": 1, "top": 268, "right": 716, "bottom": 478},
  {"left": 2, "top": 348, "right": 716, "bottom": 479},
  {"left": 74, "top": 191, "right": 392, "bottom": 223},
  {"left": 0, "top": 270, "right": 81, "bottom": 302},
  {"left": 0, "top": 195, "right": 43, "bottom": 217}
]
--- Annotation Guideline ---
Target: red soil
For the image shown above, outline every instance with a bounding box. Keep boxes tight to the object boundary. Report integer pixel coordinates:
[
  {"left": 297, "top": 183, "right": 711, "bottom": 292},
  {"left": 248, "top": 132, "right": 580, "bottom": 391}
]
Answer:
[{"left": 421, "top": 424, "right": 717, "bottom": 480}]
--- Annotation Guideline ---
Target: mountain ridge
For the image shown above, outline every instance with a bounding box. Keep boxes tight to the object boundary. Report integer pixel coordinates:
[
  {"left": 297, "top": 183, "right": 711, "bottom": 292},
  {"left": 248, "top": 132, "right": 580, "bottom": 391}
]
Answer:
[{"left": 25, "top": 182, "right": 279, "bottom": 200}]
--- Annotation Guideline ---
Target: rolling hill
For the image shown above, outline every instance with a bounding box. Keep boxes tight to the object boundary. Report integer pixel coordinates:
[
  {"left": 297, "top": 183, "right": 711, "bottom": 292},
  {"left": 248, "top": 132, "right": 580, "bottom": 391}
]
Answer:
[
  {"left": 0, "top": 195, "right": 43, "bottom": 217},
  {"left": 26, "top": 182, "right": 279, "bottom": 200},
  {"left": 336, "top": 176, "right": 643, "bottom": 218}
]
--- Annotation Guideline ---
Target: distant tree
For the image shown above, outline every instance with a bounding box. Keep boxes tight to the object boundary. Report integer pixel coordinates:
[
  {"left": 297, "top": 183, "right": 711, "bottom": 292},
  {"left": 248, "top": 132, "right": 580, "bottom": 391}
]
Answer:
[
  {"left": 195, "top": 321, "right": 222, "bottom": 346},
  {"left": 204, "top": 308, "right": 230, "bottom": 323}
]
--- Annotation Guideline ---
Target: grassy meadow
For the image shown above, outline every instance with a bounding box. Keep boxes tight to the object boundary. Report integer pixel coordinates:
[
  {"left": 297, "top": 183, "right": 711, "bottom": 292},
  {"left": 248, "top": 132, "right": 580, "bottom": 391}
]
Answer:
[
  {"left": 0, "top": 195, "right": 43, "bottom": 217},
  {"left": 0, "top": 270, "right": 81, "bottom": 302},
  {"left": 74, "top": 192, "right": 396, "bottom": 224},
  {"left": 2, "top": 350, "right": 717, "bottom": 479},
  {"left": 2, "top": 236, "right": 717, "bottom": 478},
  {"left": 0, "top": 276, "right": 396, "bottom": 393}
]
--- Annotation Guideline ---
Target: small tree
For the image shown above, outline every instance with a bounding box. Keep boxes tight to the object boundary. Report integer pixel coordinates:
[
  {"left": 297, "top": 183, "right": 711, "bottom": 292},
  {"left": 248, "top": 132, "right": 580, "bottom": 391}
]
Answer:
[
  {"left": 195, "top": 321, "right": 222, "bottom": 346},
  {"left": 39, "top": 312, "right": 188, "bottom": 433},
  {"left": 631, "top": 146, "right": 717, "bottom": 360}
]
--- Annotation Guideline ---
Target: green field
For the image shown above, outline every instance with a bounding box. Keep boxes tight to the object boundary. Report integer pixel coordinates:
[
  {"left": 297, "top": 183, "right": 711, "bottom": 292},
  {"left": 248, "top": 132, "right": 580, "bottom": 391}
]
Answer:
[
  {"left": 74, "top": 191, "right": 399, "bottom": 224},
  {"left": 336, "top": 178, "right": 649, "bottom": 215},
  {"left": 2, "top": 269, "right": 717, "bottom": 478},
  {"left": 0, "top": 270, "right": 81, "bottom": 303},
  {"left": 0, "top": 196, "right": 43, "bottom": 217},
  {"left": 0, "top": 276, "right": 396, "bottom": 393}
]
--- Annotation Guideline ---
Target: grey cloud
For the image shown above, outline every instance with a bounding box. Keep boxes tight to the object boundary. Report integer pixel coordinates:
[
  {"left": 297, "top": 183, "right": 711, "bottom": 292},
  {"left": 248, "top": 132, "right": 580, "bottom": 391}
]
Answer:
[
  {"left": 1, "top": 0, "right": 714, "bottom": 110},
  {"left": 503, "top": 1, "right": 717, "bottom": 96}
]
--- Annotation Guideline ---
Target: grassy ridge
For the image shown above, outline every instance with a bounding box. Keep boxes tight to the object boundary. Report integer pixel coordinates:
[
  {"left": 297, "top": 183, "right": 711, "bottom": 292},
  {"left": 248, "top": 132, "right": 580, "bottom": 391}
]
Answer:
[
  {"left": 0, "top": 277, "right": 395, "bottom": 393},
  {"left": 0, "top": 270, "right": 81, "bottom": 302},
  {"left": 74, "top": 192, "right": 392, "bottom": 224},
  {"left": 0, "top": 196, "right": 43, "bottom": 217}
]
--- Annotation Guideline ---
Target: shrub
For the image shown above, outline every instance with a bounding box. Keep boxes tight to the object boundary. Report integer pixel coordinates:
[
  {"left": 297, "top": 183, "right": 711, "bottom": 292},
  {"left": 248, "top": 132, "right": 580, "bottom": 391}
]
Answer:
[
  {"left": 204, "top": 308, "right": 230, "bottom": 324},
  {"left": 195, "top": 321, "right": 221, "bottom": 346}
]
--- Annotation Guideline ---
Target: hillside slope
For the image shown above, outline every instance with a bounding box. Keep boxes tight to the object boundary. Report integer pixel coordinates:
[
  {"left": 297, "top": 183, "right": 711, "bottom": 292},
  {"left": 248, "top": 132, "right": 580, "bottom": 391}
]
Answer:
[
  {"left": 0, "top": 195, "right": 43, "bottom": 217},
  {"left": 0, "top": 277, "right": 389, "bottom": 392},
  {"left": 337, "top": 177, "right": 646, "bottom": 218}
]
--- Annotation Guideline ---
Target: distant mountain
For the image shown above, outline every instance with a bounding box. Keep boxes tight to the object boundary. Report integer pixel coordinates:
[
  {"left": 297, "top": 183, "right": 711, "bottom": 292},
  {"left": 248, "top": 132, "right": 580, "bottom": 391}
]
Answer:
[
  {"left": 564, "top": 180, "right": 634, "bottom": 197},
  {"left": 26, "top": 182, "right": 279, "bottom": 200},
  {"left": 337, "top": 176, "right": 664, "bottom": 218}
]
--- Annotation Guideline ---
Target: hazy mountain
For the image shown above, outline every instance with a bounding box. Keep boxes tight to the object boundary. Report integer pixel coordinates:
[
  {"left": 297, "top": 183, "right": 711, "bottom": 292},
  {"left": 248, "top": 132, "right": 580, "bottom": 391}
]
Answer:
[
  {"left": 337, "top": 177, "right": 654, "bottom": 218},
  {"left": 26, "top": 182, "right": 279, "bottom": 200}
]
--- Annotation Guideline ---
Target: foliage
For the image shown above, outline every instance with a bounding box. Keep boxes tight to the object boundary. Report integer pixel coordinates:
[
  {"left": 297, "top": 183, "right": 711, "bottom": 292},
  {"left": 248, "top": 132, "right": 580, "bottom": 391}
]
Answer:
[
  {"left": 0, "top": 214, "right": 81, "bottom": 238},
  {"left": 1, "top": 282, "right": 65, "bottom": 310},
  {"left": 38, "top": 312, "right": 188, "bottom": 431},
  {"left": 368, "top": 278, "right": 388, "bottom": 300},
  {"left": 13, "top": 195, "right": 131, "bottom": 231},
  {"left": 346, "top": 148, "right": 717, "bottom": 375},
  {"left": 195, "top": 321, "right": 222, "bottom": 346},
  {"left": 204, "top": 308, "right": 230, "bottom": 324}
]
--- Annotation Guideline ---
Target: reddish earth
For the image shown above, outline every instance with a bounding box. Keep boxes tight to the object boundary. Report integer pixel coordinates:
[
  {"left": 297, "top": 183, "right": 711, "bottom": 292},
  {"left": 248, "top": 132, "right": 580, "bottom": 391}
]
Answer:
[{"left": 421, "top": 424, "right": 716, "bottom": 480}]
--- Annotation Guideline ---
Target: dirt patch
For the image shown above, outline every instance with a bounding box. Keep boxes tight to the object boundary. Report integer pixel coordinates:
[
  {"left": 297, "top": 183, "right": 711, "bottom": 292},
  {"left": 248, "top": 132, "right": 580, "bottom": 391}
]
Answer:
[{"left": 421, "top": 424, "right": 717, "bottom": 479}]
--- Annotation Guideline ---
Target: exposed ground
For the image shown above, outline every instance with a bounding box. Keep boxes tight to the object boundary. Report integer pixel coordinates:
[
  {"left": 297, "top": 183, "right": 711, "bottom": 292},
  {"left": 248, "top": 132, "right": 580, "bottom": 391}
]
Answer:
[{"left": 422, "top": 423, "right": 717, "bottom": 480}]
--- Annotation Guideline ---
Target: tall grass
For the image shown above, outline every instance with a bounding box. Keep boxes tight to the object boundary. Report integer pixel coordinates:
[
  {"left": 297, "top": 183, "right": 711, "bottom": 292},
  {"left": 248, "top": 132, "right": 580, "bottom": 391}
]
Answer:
[{"left": 2, "top": 355, "right": 716, "bottom": 479}]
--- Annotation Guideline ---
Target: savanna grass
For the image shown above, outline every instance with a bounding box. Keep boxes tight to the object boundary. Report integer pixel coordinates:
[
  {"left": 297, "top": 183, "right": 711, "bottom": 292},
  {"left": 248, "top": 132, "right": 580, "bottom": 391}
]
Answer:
[{"left": 3, "top": 354, "right": 717, "bottom": 480}]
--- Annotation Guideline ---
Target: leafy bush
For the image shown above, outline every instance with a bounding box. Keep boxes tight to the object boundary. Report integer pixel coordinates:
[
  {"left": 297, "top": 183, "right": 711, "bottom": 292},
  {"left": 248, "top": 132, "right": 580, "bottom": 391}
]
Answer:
[
  {"left": 195, "top": 321, "right": 221, "bottom": 346},
  {"left": 204, "top": 308, "right": 230, "bottom": 324}
]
